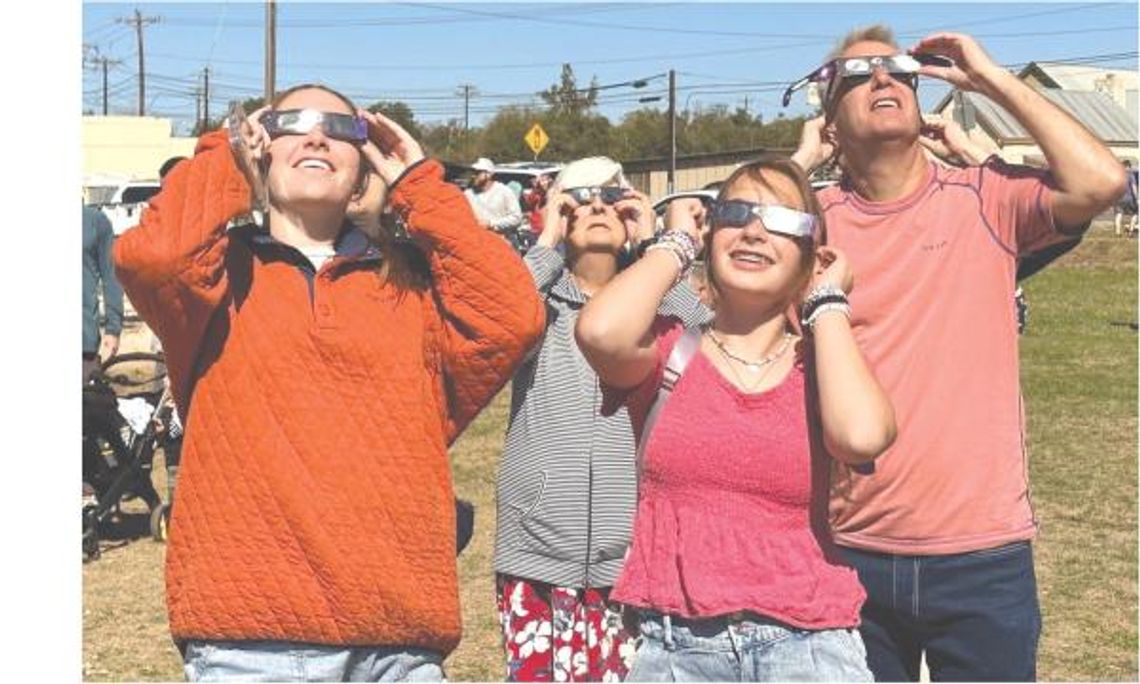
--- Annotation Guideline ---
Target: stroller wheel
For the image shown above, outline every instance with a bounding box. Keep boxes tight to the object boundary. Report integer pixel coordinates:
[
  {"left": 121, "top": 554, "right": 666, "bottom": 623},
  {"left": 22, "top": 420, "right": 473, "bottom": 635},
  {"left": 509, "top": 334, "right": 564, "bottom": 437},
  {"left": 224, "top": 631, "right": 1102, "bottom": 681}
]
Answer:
[
  {"left": 83, "top": 521, "right": 101, "bottom": 560},
  {"left": 150, "top": 503, "right": 171, "bottom": 542}
]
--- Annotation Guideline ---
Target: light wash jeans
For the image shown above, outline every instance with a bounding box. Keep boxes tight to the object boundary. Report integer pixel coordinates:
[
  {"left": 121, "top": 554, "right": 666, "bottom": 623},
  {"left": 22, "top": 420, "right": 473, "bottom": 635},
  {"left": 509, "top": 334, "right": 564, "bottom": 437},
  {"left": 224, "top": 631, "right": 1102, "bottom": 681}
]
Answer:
[
  {"left": 626, "top": 612, "right": 872, "bottom": 682},
  {"left": 182, "top": 640, "right": 444, "bottom": 682}
]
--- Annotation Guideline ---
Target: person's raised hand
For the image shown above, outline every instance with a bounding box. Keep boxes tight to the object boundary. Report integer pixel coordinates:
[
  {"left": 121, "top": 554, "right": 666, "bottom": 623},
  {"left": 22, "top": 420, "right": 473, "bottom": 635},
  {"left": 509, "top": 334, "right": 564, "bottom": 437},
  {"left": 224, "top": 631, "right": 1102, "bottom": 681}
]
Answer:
[
  {"left": 807, "top": 245, "right": 854, "bottom": 298},
  {"left": 664, "top": 197, "right": 706, "bottom": 243},
  {"left": 790, "top": 115, "right": 838, "bottom": 175},
  {"left": 536, "top": 189, "right": 579, "bottom": 249},
  {"left": 358, "top": 109, "right": 426, "bottom": 186},
  {"left": 226, "top": 104, "right": 271, "bottom": 207},
  {"left": 614, "top": 189, "right": 656, "bottom": 247},
  {"left": 910, "top": 33, "right": 1003, "bottom": 96}
]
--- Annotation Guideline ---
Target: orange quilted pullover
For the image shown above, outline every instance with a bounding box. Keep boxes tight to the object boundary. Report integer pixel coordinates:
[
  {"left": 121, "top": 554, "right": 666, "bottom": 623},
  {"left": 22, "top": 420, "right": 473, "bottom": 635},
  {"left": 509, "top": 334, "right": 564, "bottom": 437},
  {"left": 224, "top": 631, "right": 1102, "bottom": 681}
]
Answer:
[{"left": 113, "top": 131, "right": 544, "bottom": 654}]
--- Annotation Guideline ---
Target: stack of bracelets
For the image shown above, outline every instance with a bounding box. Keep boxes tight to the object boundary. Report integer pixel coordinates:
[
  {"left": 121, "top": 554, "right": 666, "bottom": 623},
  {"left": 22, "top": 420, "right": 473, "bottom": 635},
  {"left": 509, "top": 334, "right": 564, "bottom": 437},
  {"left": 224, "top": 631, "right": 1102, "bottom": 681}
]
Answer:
[
  {"left": 801, "top": 283, "right": 851, "bottom": 331},
  {"left": 643, "top": 230, "right": 700, "bottom": 286}
]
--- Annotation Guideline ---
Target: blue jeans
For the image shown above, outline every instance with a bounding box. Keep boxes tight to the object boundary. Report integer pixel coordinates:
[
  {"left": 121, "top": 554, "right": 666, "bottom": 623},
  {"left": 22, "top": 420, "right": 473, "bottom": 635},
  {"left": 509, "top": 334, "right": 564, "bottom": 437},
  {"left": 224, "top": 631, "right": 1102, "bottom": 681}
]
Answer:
[
  {"left": 626, "top": 612, "right": 872, "bottom": 682},
  {"left": 182, "top": 640, "right": 444, "bottom": 682},
  {"left": 840, "top": 541, "right": 1041, "bottom": 682}
]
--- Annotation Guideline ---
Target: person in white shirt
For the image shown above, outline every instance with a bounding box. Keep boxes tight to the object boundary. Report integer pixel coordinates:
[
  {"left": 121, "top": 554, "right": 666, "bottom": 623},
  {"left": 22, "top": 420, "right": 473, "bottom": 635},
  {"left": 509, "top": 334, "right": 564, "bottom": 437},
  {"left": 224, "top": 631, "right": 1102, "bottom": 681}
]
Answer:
[{"left": 464, "top": 157, "right": 523, "bottom": 233}]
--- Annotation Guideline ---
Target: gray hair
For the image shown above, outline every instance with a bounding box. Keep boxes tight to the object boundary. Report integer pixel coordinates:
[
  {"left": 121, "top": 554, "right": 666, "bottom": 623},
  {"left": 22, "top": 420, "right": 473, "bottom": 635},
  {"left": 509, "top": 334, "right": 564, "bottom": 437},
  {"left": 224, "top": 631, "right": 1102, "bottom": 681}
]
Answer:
[{"left": 827, "top": 25, "right": 899, "bottom": 61}]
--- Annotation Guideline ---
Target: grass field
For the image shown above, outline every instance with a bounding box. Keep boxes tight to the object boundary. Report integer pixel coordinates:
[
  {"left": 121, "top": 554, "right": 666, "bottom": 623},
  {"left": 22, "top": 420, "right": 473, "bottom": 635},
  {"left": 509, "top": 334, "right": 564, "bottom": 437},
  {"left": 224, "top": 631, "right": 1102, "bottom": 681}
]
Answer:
[{"left": 82, "top": 227, "right": 1137, "bottom": 682}]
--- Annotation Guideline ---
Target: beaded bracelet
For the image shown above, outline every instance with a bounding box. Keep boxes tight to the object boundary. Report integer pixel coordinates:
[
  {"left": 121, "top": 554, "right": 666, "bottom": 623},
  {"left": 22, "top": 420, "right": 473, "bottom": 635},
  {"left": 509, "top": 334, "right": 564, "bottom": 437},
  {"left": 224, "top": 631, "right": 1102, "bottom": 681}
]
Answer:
[
  {"left": 803, "top": 301, "right": 852, "bottom": 330},
  {"left": 803, "top": 283, "right": 847, "bottom": 310},
  {"left": 644, "top": 230, "right": 699, "bottom": 285}
]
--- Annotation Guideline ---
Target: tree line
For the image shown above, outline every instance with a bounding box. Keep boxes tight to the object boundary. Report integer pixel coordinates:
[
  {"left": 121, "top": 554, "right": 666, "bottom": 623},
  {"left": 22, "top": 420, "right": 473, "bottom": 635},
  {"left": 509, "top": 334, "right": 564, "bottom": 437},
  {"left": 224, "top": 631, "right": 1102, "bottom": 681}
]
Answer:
[{"left": 196, "top": 65, "right": 808, "bottom": 166}]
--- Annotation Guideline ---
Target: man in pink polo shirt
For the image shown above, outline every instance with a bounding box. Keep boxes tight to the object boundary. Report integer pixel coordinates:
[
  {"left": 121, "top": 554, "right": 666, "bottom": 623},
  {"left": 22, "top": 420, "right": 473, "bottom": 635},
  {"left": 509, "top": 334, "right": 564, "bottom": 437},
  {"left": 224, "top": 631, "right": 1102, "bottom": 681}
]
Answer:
[{"left": 789, "top": 26, "right": 1125, "bottom": 681}]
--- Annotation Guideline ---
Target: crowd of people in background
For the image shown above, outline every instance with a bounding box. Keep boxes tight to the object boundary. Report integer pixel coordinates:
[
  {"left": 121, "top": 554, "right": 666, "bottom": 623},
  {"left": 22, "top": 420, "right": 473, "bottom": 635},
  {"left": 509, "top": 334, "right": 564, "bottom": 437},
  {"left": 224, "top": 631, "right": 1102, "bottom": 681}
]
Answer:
[{"left": 82, "top": 22, "right": 1129, "bottom": 684}]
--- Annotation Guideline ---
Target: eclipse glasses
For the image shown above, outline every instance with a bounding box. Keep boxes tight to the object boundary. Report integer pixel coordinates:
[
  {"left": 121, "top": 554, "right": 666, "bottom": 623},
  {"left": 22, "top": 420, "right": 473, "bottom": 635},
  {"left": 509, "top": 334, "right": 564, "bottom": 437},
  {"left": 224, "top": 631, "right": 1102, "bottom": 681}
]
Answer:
[
  {"left": 564, "top": 186, "right": 629, "bottom": 205},
  {"left": 781, "top": 53, "right": 954, "bottom": 107},
  {"left": 709, "top": 200, "right": 818, "bottom": 239},
  {"left": 259, "top": 109, "right": 369, "bottom": 144}
]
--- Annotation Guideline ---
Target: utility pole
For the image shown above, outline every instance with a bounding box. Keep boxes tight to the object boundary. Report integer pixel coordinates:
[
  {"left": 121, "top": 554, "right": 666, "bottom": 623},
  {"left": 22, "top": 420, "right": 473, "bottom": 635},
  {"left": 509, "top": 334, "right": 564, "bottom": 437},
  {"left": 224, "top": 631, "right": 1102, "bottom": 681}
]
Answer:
[
  {"left": 265, "top": 0, "right": 276, "bottom": 103},
  {"left": 100, "top": 57, "right": 123, "bottom": 115},
  {"left": 195, "top": 87, "right": 202, "bottom": 132},
  {"left": 668, "top": 69, "right": 676, "bottom": 194},
  {"left": 457, "top": 84, "right": 476, "bottom": 134},
  {"left": 203, "top": 67, "right": 211, "bottom": 127},
  {"left": 118, "top": 9, "right": 160, "bottom": 116}
]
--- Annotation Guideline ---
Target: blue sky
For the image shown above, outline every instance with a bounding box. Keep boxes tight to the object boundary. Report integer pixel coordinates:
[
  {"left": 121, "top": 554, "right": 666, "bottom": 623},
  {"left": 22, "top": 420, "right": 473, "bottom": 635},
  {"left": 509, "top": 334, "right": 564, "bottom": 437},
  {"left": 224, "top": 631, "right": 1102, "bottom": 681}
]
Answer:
[{"left": 82, "top": 2, "right": 1138, "bottom": 135}]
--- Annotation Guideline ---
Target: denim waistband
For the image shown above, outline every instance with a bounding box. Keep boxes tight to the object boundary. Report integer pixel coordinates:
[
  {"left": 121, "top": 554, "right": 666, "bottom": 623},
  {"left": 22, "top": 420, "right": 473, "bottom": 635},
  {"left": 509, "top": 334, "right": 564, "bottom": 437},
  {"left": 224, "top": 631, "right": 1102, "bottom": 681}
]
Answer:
[{"left": 637, "top": 611, "right": 807, "bottom": 653}]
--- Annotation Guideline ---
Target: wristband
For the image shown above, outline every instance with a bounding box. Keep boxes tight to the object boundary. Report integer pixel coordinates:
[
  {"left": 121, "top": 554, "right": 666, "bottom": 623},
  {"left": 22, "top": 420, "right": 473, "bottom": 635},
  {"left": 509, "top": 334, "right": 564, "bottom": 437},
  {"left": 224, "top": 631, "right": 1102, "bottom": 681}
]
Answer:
[
  {"left": 803, "top": 301, "right": 852, "bottom": 330},
  {"left": 803, "top": 283, "right": 846, "bottom": 309}
]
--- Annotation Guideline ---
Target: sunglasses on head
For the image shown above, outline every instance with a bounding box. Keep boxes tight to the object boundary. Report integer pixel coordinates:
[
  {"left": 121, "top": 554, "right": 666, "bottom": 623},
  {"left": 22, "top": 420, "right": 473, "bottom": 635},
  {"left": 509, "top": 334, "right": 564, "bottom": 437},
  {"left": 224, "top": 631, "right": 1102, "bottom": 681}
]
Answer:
[
  {"left": 710, "top": 200, "right": 818, "bottom": 239},
  {"left": 259, "top": 109, "right": 369, "bottom": 143},
  {"left": 564, "top": 186, "right": 627, "bottom": 205},
  {"left": 781, "top": 53, "right": 954, "bottom": 107}
]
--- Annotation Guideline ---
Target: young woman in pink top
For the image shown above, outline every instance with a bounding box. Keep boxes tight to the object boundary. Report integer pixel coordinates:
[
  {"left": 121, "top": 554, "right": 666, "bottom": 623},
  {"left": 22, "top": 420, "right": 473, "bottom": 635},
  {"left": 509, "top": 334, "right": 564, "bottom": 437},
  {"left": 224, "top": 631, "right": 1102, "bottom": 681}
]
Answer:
[{"left": 575, "top": 155, "right": 895, "bottom": 681}]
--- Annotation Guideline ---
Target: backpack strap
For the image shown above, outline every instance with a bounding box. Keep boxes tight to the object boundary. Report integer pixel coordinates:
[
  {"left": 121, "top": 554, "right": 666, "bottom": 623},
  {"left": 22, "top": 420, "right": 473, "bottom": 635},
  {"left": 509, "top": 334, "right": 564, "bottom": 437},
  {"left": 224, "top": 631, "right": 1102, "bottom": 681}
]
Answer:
[{"left": 635, "top": 326, "right": 703, "bottom": 471}]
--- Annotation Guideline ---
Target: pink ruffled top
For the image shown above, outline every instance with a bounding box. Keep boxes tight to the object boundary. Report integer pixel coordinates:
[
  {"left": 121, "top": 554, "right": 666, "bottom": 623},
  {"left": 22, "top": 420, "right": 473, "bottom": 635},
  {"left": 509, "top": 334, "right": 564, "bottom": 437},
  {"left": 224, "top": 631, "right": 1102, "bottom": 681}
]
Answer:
[{"left": 601, "top": 318, "right": 865, "bottom": 629}]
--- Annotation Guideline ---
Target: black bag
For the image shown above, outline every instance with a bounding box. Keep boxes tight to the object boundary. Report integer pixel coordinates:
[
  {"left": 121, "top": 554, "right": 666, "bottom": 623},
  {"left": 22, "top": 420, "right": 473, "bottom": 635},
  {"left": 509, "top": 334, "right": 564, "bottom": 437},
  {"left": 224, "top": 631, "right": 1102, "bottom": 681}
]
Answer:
[{"left": 455, "top": 498, "right": 475, "bottom": 555}]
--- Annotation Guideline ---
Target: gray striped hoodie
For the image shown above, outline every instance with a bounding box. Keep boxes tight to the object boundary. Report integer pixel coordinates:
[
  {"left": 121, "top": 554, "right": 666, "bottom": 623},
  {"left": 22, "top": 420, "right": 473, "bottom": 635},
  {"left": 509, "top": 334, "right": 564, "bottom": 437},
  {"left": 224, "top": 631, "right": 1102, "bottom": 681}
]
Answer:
[{"left": 494, "top": 244, "right": 712, "bottom": 589}]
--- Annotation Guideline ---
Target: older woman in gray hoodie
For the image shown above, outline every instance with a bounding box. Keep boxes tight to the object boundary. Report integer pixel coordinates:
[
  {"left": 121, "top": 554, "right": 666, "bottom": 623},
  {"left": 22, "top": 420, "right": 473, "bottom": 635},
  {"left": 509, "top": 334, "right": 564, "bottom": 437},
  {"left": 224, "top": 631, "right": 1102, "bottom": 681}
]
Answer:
[{"left": 494, "top": 157, "right": 711, "bottom": 682}]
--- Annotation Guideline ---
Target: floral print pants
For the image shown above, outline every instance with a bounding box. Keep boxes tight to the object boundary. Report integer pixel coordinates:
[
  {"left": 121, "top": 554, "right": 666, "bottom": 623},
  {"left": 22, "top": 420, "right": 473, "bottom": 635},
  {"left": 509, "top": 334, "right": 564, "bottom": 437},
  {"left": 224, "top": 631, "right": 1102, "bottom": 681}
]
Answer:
[{"left": 496, "top": 574, "right": 636, "bottom": 682}]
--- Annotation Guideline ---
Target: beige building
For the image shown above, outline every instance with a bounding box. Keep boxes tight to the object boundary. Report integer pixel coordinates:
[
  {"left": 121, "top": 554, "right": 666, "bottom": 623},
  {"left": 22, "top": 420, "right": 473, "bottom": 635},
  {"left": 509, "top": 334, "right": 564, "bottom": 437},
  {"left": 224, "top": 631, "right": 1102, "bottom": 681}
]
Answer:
[
  {"left": 623, "top": 147, "right": 793, "bottom": 201},
  {"left": 82, "top": 115, "right": 197, "bottom": 184},
  {"left": 934, "top": 63, "right": 1139, "bottom": 166}
]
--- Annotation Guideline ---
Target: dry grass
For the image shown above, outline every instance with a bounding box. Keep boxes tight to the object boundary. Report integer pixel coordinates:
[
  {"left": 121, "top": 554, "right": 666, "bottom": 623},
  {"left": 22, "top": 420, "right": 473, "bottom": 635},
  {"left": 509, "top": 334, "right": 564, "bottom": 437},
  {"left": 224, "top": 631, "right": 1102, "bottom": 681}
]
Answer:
[{"left": 82, "top": 225, "right": 1137, "bottom": 682}]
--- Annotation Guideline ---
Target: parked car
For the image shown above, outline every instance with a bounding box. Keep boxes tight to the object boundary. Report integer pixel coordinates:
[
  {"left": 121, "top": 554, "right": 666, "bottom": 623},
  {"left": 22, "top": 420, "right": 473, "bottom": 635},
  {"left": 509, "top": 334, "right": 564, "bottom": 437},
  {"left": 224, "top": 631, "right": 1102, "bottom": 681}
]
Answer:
[
  {"left": 490, "top": 161, "right": 563, "bottom": 192},
  {"left": 87, "top": 180, "right": 162, "bottom": 235}
]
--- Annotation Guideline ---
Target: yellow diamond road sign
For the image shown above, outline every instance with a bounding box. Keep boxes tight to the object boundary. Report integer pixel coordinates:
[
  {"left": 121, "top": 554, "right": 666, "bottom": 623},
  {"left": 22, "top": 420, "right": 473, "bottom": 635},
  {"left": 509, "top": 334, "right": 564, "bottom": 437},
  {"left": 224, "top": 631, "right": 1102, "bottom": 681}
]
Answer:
[{"left": 525, "top": 123, "right": 549, "bottom": 156}]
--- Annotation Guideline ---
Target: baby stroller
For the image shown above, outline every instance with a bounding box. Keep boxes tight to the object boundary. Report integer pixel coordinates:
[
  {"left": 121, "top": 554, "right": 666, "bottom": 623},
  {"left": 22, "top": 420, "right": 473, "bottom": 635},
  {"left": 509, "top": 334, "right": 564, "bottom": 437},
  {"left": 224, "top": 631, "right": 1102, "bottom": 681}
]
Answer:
[{"left": 82, "top": 352, "right": 178, "bottom": 560}]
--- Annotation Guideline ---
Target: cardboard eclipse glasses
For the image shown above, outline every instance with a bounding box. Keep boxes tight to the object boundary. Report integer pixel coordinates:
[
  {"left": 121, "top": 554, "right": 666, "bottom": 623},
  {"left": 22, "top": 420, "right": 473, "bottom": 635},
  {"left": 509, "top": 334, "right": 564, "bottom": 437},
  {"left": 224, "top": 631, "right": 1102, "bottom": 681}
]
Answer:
[
  {"left": 782, "top": 53, "right": 954, "bottom": 107},
  {"left": 259, "top": 109, "right": 369, "bottom": 144},
  {"left": 710, "top": 200, "right": 818, "bottom": 239},
  {"left": 564, "top": 186, "right": 629, "bottom": 205}
]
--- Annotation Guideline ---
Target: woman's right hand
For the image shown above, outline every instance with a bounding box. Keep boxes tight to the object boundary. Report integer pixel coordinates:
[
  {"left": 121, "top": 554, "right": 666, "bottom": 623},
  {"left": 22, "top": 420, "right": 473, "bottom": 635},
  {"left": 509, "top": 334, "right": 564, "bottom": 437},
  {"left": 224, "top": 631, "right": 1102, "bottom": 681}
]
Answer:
[
  {"left": 226, "top": 104, "right": 270, "bottom": 206},
  {"left": 536, "top": 190, "right": 580, "bottom": 248}
]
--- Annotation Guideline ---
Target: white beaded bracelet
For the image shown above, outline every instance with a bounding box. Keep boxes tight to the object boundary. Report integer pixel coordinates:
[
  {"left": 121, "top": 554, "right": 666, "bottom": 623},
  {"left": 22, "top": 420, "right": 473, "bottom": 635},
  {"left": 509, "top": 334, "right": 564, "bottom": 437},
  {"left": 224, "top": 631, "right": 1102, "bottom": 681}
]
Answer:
[{"left": 804, "top": 301, "right": 852, "bottom": 330}]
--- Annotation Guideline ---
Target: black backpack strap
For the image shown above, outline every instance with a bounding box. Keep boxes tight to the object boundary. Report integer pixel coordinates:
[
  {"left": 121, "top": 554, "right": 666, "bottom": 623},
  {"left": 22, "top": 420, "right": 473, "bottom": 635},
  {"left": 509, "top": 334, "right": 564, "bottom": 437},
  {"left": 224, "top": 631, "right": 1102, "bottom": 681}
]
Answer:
[{"left": 635, "top": 326, "right": 703, "bottom": 471}]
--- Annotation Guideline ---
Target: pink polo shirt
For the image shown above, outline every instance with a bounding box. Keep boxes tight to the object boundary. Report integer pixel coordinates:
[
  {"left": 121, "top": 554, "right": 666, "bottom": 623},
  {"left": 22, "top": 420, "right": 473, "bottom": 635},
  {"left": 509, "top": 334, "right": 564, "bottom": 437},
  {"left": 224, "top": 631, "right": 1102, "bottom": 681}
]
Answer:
[
  {"left": 602, "top": 319, "right": 865, "bottom": 629},
  {"left": 820, "top": 158, "right": 1076, "bottom": 556}
]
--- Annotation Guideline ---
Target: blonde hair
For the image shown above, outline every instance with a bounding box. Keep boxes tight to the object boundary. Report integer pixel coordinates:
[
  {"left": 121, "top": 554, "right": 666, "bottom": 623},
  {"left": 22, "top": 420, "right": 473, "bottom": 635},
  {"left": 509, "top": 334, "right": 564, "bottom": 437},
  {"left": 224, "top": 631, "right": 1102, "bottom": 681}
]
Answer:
[
  {"left": 552, "top": 156, "right": 628, "bottom": 192},
  {"left": 827, "top": 24, "right": 899, "bottom": 61}
]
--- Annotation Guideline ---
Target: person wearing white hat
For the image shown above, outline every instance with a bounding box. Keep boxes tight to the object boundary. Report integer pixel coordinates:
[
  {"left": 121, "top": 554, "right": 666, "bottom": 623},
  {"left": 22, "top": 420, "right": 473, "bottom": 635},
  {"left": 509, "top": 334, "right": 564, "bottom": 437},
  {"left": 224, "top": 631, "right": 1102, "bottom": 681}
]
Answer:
[{"left": 464, "top": 157, "right": 523, "bottom": 235}]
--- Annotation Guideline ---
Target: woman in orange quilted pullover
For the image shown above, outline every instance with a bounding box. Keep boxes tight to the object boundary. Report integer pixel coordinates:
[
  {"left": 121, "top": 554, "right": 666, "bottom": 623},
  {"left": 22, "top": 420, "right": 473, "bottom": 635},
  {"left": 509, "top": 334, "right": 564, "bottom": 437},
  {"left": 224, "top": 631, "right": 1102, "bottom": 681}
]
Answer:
[{"left": 113, "top": 84, "right": 544, "bottom": 681}]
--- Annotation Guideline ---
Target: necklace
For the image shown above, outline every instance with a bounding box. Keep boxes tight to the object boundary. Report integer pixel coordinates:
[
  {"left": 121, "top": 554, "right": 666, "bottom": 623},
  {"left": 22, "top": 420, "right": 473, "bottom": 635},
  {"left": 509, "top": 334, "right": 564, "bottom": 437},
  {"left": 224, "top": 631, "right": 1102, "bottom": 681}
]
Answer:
[{"left": 705, "top": 328, "right": 793, "bottom": 373}]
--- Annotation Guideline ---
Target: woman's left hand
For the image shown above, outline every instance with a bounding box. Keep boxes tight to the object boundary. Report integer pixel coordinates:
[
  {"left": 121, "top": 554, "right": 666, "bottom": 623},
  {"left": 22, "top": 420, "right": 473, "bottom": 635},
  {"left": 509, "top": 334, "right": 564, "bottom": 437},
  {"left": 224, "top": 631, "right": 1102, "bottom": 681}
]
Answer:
[
  {"left": 358, "top": 109, "right": 426, "bottom": 185},
  {"left": 614, "top": 189, "right": 655, "bottom": 247},
  {"left": 808, "top": 246, "right": 854, "bottom": 298}
]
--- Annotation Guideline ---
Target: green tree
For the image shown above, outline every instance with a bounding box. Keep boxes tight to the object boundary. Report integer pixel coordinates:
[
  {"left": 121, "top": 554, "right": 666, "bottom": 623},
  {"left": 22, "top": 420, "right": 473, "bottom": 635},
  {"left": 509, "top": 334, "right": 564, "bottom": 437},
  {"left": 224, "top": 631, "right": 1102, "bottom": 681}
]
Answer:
[
  {"left": 478, "top": 106, "right": 541, "bottom": 161},
  {"left": 421, "top": 119, "right": 472, "bottom": 161},
  {"left": 539, "top": 64, "right": 598, "bottom": 116},
  {"left": 365, "top": 100, "right": 422, "bottom": 141},
  {"left": 611, "top": 108, "right": 670, "bottom": 160}
]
